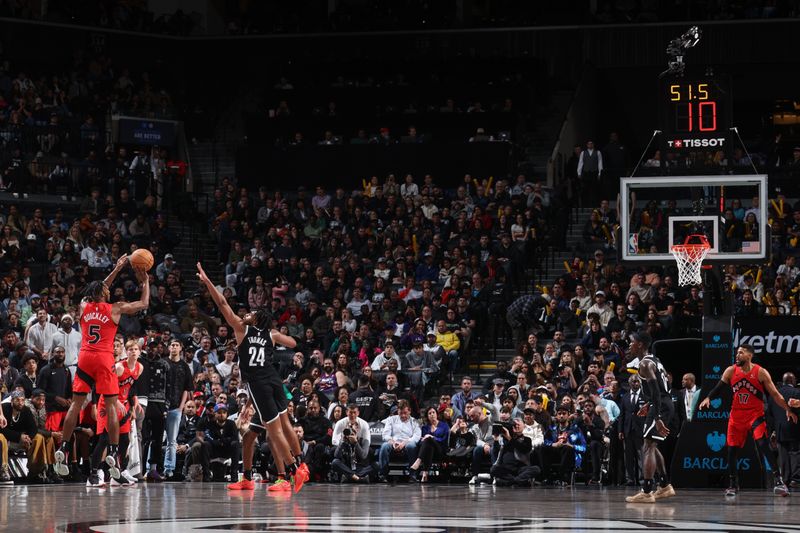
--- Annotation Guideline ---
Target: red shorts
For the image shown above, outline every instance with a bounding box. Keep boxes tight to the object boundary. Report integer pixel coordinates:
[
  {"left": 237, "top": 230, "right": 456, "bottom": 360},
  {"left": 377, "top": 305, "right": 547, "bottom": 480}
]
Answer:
[
  {"left": 727, "top": 410, "right": 767, "bottom": 448},
  {"left": 97, "top": 400, "right": 129, "bottom": 435},
  {"left": 73, "top": 351, "right": 119, "bottom": 396},
  {"left": 45, "top": 411, "right": 67, "bottom": 432}
]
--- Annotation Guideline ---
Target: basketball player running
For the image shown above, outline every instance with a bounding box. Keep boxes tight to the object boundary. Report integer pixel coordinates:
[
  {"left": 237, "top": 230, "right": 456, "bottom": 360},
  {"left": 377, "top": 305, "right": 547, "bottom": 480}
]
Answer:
[
  {"left": 196, "top": 263, "right": 309, "bottom": 493},
  {"left": 625, "top": 332, "right": 676, "bottom": 503},
  {"left": 699, "top": 343, "right": 797, "bottom": 497},
  {"left": 54, "top": 256, "right": 149, "bottom": 483}
]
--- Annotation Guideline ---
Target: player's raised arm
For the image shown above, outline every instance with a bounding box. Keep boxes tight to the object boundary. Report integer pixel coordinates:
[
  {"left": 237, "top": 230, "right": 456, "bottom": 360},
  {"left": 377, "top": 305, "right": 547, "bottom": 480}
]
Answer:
[
  {"left": 699, "top": 365, "right": 734, "bottom": 410},
  {"left": 103, "top": 254, "right": 129, "bottom": 287},
  {"left": 271, "top": 330, "right": 297, "bottom": 350},
  {"left": 114, "top": 267, "right": 150, "bottom": 316},
  {"left": 759, "top": 367, "right": 798, "bottom": 423},
  {"left": 197, "top": 262, "right": 244, "bottom": 335}
]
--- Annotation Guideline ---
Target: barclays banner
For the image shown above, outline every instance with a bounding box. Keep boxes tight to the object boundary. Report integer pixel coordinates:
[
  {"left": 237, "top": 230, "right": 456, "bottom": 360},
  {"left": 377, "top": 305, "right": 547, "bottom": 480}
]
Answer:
[{"left": 670, "top": 316, "right": 764, "bottom": 488}]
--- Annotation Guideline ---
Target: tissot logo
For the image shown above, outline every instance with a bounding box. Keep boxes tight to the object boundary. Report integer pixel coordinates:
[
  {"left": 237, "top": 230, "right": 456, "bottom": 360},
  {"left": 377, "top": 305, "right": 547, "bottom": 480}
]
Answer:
[
  {"left": 667, "top": 138, "right": 726, "bottom": 148},
  {"left": 733, "top": 328, "right": 800, "bottom": 354}
]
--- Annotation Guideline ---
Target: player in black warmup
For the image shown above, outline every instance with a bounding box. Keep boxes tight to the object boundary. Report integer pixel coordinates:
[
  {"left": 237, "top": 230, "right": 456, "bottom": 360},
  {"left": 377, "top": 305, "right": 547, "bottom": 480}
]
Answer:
[
  {"left": 197, "top": 263, "right": 309, "bottom": 493},
  {"left": 625, "top": 332, "right": 676, "bottom": 503}
]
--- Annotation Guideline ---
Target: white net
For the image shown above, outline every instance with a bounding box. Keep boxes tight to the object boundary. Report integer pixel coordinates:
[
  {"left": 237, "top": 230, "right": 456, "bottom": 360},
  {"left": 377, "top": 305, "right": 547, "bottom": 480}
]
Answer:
[{"left": 671, "top": 244, "right": 710, "bottom": 286}]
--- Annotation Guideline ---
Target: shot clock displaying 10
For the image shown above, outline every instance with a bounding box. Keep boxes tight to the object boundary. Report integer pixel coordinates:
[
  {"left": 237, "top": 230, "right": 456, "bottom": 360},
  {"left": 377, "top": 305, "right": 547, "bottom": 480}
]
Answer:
[{"left": 668, "top": 82, "right": 718, "bottom": 133}]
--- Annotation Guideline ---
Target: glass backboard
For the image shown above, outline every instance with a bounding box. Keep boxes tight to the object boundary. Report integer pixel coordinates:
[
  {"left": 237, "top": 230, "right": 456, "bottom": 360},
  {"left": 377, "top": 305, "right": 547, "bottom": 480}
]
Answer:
[{"left": 619, "top": 175, "right": 768, "bottom": 263}]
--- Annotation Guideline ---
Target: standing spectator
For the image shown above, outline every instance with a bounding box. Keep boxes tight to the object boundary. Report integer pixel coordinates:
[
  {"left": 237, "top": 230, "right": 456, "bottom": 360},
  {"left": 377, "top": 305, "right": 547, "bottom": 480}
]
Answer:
[
  {"left": 142, "top": 343, "right": 169, "bottom": 482},
  {"left": 577, "top": 140, "right": 603, "bottom": 206},
  {"left": 330, "top": 404, "right": 373, "bottom": 482},
  {"left": 25, "top": 309, "right": 58, "bottom": 363},
  {"left": 36, "top": 346, "right": 72, "bottom": 438},
  {"left": 164, "top": 339, "right": 193, "bottom": 479},
  {"left": 618, "top": 374, "right": 646, "bottom": 485},
  {"left": 767, "top": 372, "right": 800, "bottom": 486},
  {"left": 378, "top": 399, "right": 420, "bottom": 481},
  {"left": 51, "top": 315, "right": 81, "bottom": 379},
  {"left": 299, "top": 400, "right": 333, "bottom": 480}
]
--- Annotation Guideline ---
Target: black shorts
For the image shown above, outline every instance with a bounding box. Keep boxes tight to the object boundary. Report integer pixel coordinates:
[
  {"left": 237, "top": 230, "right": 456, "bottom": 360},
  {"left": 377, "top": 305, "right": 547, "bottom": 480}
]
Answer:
[
  {"left": 643, "top": 396, "right": 674, "bottom": 442},
  {"left": 245, "top": 374, "right": 288, "bottom": 426}
]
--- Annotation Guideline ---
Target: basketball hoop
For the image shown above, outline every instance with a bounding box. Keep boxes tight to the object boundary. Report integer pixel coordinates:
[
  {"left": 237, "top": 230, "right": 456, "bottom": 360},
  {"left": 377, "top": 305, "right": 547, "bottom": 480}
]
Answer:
[{"left": 671, "top": 234, "right": 711, "bottom": 286}]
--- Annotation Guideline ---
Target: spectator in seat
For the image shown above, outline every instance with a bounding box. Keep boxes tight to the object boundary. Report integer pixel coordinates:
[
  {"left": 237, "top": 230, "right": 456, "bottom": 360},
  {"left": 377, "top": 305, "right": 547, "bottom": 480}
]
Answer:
[
  {"left": 452, "top": 376, "right": 480, "bottom": 415},
  {"left": 403, "top": 341, "right": 437, "bottom": 398},
  {"left": 299, "top": 400, "right": 333, "bottom": 480},
  {"left": 0, "top": 390, "right": 37, "bottom": 483},
  {"left": 490, "top": 418, "right": 540, "bottom": 487},
  {"left": 587, "top": 291, "right": 613, "bottom": 329},
  {"left": 177, "top": 400, "right": 203, "bottom": 480},
  {"left": 331, "top": 403, "right": 372, "bottom": 482},
  {"left": 349, "top": 375, "right": 379, "bottom": 422},
  {"left": 371, "top": 341, "right": 402, "bottom": 371},
  {"left": 434, "top": 320, "right": 460, "bottom": 371},
  {"left": 378, "top": 399, "right": 420, "bottom": 481},
  {"left": 408, "top": 406, "right": 449, "bottom": 482},
  {"left": 544, "top": 404, "right": 587, "bottom": 486},
  {"left": 14, "top": 354, "right": 38, "bottom": 397},
  {"left": 1, "top": 349, "right": 21, "bottom": 398},
  {"left": 193, "top": 403, "right": 240, "bottom": 482},
  {"left": 155, "top": 254, "right": 176, "bottom": 282},
  {"left": 468, "top": 399, "right": 496, "bottom": 484},
  {"left": 26, "top": 388, "right": 61, "bottom": 483},
  {"left": 423, "top": 332, "right": 445, "bottom": 370}
]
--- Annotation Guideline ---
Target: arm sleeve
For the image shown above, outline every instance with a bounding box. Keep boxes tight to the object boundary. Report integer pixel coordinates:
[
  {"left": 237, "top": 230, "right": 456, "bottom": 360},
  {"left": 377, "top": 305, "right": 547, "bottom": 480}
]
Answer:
[{"left": 706, "top": 379, "right": 727, "bottom": 401}]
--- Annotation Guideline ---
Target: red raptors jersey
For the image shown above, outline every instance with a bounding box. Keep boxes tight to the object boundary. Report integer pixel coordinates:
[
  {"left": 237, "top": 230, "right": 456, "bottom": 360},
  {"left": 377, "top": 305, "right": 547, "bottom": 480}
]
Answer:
[
  {"left": 79, "top": 302, "right": 118, "bottom": 355},
  {"left": 730, "top": 363, "right": 765, "bottom": 414}
]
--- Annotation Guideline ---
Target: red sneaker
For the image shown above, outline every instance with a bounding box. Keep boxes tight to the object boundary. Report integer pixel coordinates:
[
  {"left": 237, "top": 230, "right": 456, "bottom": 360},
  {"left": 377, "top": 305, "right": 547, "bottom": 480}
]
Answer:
[
  {"left": 227, "top": 478, "right": 255, "bottom": 491},
  {"left": 267, "top": 478, "right": 292, "bottom": 492},
  {"left": 293, "top": 463, "right": 310, "bottom": 494}
]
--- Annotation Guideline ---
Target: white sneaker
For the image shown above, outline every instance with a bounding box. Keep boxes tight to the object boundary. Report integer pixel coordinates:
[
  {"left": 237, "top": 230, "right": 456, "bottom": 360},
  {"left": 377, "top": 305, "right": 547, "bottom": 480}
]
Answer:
[
  {"left": 121, "top": 470, "right": 138, "bottom": 485},
  {"left": 54, "top": 449, "right": 70, "bottom": 477},
  {"left": 468, "top": 476, "right": 478, "bottom": 485},
  {"left": 105, "top": 455, "right": 121, "bottom": 482}
]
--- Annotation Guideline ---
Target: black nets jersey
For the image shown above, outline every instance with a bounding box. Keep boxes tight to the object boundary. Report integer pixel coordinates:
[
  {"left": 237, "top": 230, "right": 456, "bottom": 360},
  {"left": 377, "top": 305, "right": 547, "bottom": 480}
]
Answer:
[
  {"left": 640, "top": 353, "right": 671, "bottom": 401},
  {"left": 237, "top": 325, "right": 280, "bottom": 383}
]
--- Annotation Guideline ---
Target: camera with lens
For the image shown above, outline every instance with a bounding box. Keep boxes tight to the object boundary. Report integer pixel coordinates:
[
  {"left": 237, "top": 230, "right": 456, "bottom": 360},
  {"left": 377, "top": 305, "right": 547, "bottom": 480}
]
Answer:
[
  {"left": 342, "top": 428, "right": 352, "bottom": 437},
  {"left": 492, "top": 421, "right": 513, "bottom": 436}
]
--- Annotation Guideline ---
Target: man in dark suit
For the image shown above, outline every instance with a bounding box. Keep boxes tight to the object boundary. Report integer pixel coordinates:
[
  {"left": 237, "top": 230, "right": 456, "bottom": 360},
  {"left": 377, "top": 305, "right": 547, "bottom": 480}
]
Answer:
[
  {"left": 617, "top": 374, "right": 646, "bottom": 485},
  {"left": 676, "top": 373, "right": 699, "bottom": 432},
  {"left": 767, "top": 372, "right": 800, "bottom": 487}
]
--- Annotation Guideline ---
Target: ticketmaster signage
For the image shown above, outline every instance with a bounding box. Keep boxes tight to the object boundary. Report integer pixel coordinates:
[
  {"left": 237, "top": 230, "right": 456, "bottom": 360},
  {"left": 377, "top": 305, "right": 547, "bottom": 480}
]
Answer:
[{"left": 733, "top": 317, "right": 800, "bottom": 354}]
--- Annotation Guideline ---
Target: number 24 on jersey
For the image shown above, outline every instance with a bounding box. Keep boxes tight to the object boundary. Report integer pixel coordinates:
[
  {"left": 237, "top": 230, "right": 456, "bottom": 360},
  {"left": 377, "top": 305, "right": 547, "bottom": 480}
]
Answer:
[{"left": 248, "top": 347, "right": 267, "bottom": 367}]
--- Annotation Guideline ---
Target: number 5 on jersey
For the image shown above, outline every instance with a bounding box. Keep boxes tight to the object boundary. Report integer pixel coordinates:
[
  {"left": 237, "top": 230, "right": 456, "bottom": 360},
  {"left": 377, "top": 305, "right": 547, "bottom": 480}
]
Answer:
[
  {"left": 249, "top": 346, "right": 267, "bottom": 366},
  {"left": 87, "top": 324, "right": 102, "bottom": 344}
]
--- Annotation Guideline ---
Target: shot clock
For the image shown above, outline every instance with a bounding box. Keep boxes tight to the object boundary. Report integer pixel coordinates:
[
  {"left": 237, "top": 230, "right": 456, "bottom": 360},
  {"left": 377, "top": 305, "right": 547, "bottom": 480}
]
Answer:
[{"left": 659, "top": 75, "right": 731, "bottom": 150}]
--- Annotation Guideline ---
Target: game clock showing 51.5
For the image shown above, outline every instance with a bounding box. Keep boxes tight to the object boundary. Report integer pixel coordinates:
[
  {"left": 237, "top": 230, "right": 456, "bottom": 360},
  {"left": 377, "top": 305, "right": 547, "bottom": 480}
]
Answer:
[{"left": 660, "top": 76, "right": 731, "bottom": 147}]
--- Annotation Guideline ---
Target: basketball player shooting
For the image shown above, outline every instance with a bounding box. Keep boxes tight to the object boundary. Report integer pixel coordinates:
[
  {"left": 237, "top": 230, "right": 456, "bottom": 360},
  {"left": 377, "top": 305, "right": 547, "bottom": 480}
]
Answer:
[
  {"left": 699, "top": 344, "right": 797, "bottom": 497},
  {"left": 54, "top": 255, "right": 150, "bottom": 483},
  {"left": 625, "top": 331, "right": 676, "bottom": 504},
  {"left": 196, "top": 262, "right": 310, "bottom": 493}
]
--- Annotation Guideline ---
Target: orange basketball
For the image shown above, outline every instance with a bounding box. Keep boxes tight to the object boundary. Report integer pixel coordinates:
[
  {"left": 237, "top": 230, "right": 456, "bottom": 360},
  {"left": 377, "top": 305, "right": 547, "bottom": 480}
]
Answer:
[{"left": 129, "top": 249, "right": 154, "bottom": 271}]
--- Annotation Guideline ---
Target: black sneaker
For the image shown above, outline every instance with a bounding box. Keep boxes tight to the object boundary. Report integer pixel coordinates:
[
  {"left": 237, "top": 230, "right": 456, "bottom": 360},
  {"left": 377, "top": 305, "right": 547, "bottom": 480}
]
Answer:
[{"left": 86, "top": 473, "right": 105, "bottom": 487}]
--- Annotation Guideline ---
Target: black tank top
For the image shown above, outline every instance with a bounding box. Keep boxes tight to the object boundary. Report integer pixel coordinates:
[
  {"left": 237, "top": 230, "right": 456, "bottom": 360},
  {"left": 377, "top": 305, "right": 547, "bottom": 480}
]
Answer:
[
  {"left": 237, "top": 325, "right": 278, "bottom": 382},
  {"left": 640, "top": 353, "right": 671, "bottom": 401}
]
